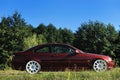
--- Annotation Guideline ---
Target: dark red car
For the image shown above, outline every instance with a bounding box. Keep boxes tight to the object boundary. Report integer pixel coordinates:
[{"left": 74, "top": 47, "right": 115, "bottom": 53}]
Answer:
[{"left": 12, "top": 43, "right": 114, "bottom": 74}]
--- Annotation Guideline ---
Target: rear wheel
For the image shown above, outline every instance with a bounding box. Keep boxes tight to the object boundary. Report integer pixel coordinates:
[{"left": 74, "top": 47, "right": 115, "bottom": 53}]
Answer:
[
  {"left": 26, "top": 60, "right": 41, "bottom": 74},
  {"left": 93, "top": 59, "right": 107, "bottom": 72}
]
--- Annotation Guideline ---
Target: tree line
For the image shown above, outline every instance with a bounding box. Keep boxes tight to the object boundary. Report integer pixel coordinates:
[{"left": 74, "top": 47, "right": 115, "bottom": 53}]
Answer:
[{"left": 0, "top": 12, "right": 120, "bottom": 69}]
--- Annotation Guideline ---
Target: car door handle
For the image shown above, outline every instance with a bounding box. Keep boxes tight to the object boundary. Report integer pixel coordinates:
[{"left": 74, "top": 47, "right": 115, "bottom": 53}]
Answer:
[{"left": 51, "top": 54, "right": 57, "bottom": 57}]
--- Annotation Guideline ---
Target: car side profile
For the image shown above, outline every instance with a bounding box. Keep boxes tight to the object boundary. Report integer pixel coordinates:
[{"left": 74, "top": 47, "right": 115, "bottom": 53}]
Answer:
[{"left": 12, "top": 43, "right": 114, "bottom": 74}]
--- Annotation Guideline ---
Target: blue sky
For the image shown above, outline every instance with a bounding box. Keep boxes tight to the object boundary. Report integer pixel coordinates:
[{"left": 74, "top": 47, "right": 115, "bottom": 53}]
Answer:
[{"left": 0, "top": 0, "right": 120, "bottom": 32}]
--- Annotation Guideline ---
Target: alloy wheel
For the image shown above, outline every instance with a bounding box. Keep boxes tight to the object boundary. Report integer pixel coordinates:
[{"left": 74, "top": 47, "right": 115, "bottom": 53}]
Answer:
[
  {"left": 26, "top": 60, "right": 41, "bottom": 74},
  {"left": 93, "top": 59, "right": 107, "bottom": 72}
]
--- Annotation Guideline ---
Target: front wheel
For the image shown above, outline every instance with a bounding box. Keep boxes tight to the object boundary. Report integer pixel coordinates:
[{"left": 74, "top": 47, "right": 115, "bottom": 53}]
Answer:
[
  {"left": 26, "top": 60, "right": 41, "bottom": 74},
  {"left": 93, "top": 59, "right": 108, "bottom": 72}
]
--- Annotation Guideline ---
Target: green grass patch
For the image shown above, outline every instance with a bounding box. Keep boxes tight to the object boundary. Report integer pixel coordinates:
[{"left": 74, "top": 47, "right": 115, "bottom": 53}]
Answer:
[{"left": 0, "top": 68, "right": 120, "bottom": 80}]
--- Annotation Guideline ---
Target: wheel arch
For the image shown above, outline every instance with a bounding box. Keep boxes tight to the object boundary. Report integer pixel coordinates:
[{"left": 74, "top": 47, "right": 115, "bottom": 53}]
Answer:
[
  {"left": 90, "top": 58, "right": 108, "bottom": 68},
  {"left": 25, "top": 58, "right": 42, "bottom": 64},
  {"left": 91, "top": 58, "right": 108, "bottom": 64},
  {"left": 23, "top": 58, "right": 42, "bottom": 69},
  {"left": 92, "top": 58, "right": 108, "bottom": 71}
]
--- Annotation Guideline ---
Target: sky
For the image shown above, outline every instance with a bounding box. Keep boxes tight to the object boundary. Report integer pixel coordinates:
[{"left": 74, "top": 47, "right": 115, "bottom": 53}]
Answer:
[{"left": 0, "top": 0, "right": 120, "bottom": 32}]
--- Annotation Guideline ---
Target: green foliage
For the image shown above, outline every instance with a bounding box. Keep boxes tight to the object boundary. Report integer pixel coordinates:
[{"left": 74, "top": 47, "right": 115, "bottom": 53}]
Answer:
[
  {"left": 35, "top": 24, "right": 74, "bottom": 44},
  {"left": 46, "top": 24, "right": 58, "bottom": 43},
  {"left": 0, "top": 12, "right": 120, "bottom": 69},
  {"left": 74, "top": 21, "right": 118, "bottom": 60},
  {"left": 23, "top": 34, "right": 46, "bottom": 50},
  {"left": 0, "top": 68, "right": 120, "bottom": 80},
  {"left": 74, "top": 21, "right": 106, "bottom": 52},
  {"left": 115, "top": 31, "right": 120, "bottom": 65},
  {"left": 59, "top": 28, "right": 75, "bottom": 44},
  {"left": 0, "top": 12, "right": 75, "bottom": 69},
  {"left": 0, "top": 12, "right": 33, "bottom": 69},
  {"left": 35, "top": 23, "right": 47, "bottom": 35},
  {"left": 0, "top": 17, "right": 13, "bottom": 68}
]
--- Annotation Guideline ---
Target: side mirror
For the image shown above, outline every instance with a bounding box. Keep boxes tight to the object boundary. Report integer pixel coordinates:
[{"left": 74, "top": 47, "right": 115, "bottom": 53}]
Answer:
[{"left": 75, "top": 49, "right": 80, "bottom": 54}]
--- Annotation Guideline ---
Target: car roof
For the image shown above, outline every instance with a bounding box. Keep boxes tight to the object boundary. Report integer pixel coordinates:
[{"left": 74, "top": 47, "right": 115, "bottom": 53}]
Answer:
[
  {"left": 38, "top": 43, "right": 69, "bottom": 46},
  {"left": 24, "top": 43, "right": 78, "bottom": 52}
]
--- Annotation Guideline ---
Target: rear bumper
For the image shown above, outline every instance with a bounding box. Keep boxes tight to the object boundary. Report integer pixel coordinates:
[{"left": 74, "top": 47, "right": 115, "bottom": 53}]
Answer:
[{"left": 12, "top": 57, "right": 26, "bottom": 70}]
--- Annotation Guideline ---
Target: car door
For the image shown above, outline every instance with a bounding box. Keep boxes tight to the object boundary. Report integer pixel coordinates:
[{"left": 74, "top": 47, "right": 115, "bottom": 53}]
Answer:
[
  {"left": 50, "top": 44, "right": 90, "bottom": 70},
  {"left": 67, "top": 49, "right": 92, "bottom": 69},
  {"left": 34, "top": 45, "right": 54, "bottom": 70},
  {"left": 50, "top": 44, "right": 75, "bottom": 70}
]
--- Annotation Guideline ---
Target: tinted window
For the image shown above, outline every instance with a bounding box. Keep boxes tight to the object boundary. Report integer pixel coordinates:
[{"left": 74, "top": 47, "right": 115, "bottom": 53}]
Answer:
[
  {"left": 34, "top": 46, "right": 49, "bottom": 53},
  {"left": 52, "top": 45, "right": 75, "bottom": 54}
]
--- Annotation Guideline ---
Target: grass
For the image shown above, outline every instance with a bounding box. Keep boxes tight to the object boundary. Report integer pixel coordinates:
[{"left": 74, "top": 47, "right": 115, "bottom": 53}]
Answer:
[{"left": 0, "top": 68, "right": 120, "bottom": 80}]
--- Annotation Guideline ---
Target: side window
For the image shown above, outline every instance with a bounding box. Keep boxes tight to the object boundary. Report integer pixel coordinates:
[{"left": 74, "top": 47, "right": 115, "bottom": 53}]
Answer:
[
  {"left": 69, "top": 47, "right": 76, "bottom": 54},
  {"left": 34, "top": 46, "right": 49, "bottom": 53},
  {"left": 52, "top": 45, "right": 75, "bottom": 54}
]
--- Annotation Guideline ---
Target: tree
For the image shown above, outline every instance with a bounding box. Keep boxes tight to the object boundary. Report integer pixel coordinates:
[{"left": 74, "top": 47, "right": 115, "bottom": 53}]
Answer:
[
  {"left": 9, "top": 12, "right": 33, "bottom": 51},
  {"left": 35, "top": 24, "right": 47, "bottom": 35},
  {"left": 74, "top": 21, "right": 118, "bottom": 58},
  {"left": 74, "top": 21, "right": 105, "bottom": 52},
  {"left": 0, "top": 17, "right": 12, "bottom": 69},
  {"left": 0, "top": 12, "right": 33, "bottom": 69},
  {"left": 46, "top": 24, "right": 57, "bottom": 43},
  {"left": 115, "top": 31, "right": 120, "bottom": 65},
  {"left": 23, "top": 34, "right": 46, "bottom": 50},
  {"left": 105, "top": 24, "right": 118, "bottom": 57},
  {"left": 116, "top": 31, "right": 120, "bottom": 54},
  {"left": 60, "top": 28, "right": 75, "bottom": 44},
  {"left": 34, "top": 24, "right": 75, "bottom": 44}
]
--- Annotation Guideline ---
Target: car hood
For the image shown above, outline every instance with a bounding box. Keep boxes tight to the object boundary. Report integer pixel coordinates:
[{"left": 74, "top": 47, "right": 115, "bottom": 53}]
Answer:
[
  {"left": 78, "top": 52, "right": 111, "bottom": 61},
  {"left": 86, "top": 53, "right": 107, "bottom": 57}
]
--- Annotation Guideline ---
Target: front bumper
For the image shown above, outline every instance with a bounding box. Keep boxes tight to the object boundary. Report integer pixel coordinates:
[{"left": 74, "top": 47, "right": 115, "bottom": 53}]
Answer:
[{"left": 107, "top": 61, "right": 115, "bottom": 70}]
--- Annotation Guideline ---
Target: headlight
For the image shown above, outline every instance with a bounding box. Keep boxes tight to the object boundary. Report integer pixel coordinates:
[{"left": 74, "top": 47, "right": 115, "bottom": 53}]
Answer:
[{"left": 108, "top": 57, "right": 112, "bottom": 61}]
